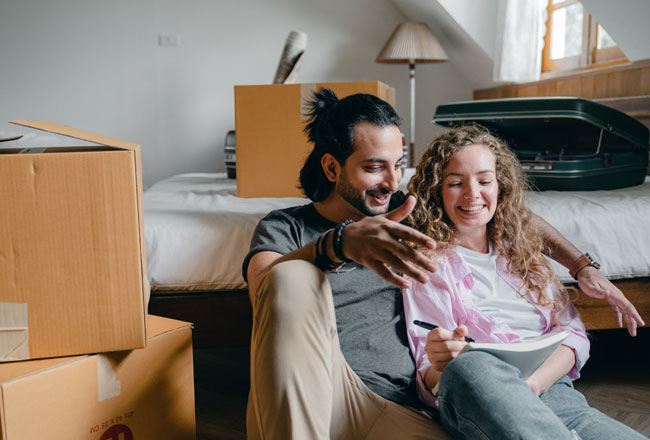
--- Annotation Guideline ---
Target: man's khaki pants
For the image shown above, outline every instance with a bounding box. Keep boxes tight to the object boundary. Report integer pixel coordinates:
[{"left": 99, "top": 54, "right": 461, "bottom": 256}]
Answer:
[{"left": 246, "top": 260, "right": 450, "bottom": 439}]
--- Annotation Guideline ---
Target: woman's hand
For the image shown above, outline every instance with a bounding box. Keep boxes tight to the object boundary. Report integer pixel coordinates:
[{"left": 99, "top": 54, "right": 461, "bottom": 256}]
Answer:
[
  {"left": 523, "top": 345, "right": 575, "bottom": 397},
  {"left": 577, "top": 266, "right": 645, "bottom": 336},
  {"left": 523, "top": 375, "right": 544, "bottom": 397},
  {"left": 424, "top": 326, "right": 470, "bottom": 379}
]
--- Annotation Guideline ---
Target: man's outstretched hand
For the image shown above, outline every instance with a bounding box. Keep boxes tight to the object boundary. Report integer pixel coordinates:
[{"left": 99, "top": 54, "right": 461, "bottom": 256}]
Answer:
[
  {"left": 577, "top": 266, "right": 645, "bottom": 336},
  {"left": 341, "top": 195, "right": 437, "bottom": 288}
]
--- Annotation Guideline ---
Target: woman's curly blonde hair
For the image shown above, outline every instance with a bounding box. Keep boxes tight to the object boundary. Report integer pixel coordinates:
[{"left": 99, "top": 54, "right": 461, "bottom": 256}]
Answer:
[{"left": 407, "top": 123, "right": 567, "bottom": 321}]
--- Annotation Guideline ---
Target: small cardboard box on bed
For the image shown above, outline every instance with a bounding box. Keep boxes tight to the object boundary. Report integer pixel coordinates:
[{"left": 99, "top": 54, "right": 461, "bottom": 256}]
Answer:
[
  {"left": 0, "top": 315, "right": 195, "bottom": 440},
  {"left": 0, "top": 121, "right": 148, "bottom": 362},
  {"left": 235, "top": 81, "right": 396, "bottom": 198}
]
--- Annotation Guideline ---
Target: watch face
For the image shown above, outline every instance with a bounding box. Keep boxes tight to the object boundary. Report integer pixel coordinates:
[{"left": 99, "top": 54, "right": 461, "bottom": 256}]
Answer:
[{"left": 585, "top": 253, "right": 601, "bottom": 269}]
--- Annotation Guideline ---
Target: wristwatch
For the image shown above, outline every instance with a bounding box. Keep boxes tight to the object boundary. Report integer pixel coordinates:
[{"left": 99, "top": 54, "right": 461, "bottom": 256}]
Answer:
[{"left": 569, "top": 253, "right": 601, "bottom": 280}]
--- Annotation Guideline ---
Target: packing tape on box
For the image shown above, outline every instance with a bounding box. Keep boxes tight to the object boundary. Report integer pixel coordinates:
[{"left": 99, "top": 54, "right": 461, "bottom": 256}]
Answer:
[
  {"left": 97, "top": 354, "right": 122, "bottom": 401},
  {"left": 18, "top": 147, "right": 47, "bottom": 154},
  {"left": 0, "top": 302, "right": 29, "bottom": 361},
  {"left": 300, "top": 83, "right": 318, "bottom": 120}
]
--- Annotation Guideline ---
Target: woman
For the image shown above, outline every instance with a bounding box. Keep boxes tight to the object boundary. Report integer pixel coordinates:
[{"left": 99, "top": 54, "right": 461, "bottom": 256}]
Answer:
[{"left": 403, "top": 124, "right": 646, "bottom": 439}]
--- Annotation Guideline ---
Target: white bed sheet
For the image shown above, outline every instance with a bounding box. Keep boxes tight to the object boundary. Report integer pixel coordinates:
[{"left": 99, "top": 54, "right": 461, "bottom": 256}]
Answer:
[
  {"left": 144, "top": 173, "right": 308, "bottom": 291},
  {"left": 525, "top": 178, "right": 650, "bottom": 281},
  {"left": 143, "top": 172, "right": 650, "bottom": 291}
]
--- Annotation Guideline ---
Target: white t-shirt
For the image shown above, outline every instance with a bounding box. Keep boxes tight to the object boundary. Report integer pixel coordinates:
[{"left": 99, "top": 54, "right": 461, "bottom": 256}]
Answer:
[{"left": 456, "top": 245, "right": 545, "bottom": 340}]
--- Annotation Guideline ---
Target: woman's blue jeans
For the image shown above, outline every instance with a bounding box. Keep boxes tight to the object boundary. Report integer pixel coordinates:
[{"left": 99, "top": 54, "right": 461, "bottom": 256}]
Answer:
[{"left": 436, "top": 351, "right": 647, "bottom": 440}]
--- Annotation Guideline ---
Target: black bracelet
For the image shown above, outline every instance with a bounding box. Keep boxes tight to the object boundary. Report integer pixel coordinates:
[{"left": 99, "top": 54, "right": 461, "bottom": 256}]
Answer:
[
  {"left": 314, "top": 231, "right": 324, "bottom": 261},
  {"left": 313, "top": 229, "right": 341, "bottom": 271},
  {"left": 333, "top": 219, "right": 354, "bottom": 263}
]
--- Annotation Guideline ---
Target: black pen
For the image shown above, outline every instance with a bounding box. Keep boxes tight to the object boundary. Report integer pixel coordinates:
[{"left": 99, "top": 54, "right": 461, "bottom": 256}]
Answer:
[{"left": 413, "top": 320, "right": 475, "bottom": 343}]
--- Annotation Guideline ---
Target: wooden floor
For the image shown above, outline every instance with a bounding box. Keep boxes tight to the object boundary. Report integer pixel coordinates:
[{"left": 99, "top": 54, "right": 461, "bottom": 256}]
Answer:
[{"left": 193, "top": 328, "right": 650, "bottom": 439}]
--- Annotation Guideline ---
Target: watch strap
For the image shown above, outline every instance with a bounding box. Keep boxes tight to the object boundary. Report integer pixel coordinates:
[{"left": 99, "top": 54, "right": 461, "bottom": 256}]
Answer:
[{"left": 569, "top": 253, "right": 601, "bottom": 280}]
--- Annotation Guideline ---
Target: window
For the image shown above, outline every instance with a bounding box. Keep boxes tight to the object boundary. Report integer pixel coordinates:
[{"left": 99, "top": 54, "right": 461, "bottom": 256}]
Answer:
[{"left": 542, "top": 0, "right": 627, "bottom": 73}]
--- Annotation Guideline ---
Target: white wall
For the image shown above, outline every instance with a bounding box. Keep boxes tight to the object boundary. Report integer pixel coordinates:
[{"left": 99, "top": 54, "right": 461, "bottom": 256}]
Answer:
[
  {"left": 0, "top": 0, "right": 473, "bottom": 187},
  {"left": 581, "top": 0, "right": 650, "bottom": 62},
  {"left": 392, "top": 0, "right": 496, "bottom": 91},
  {"left": 438, "top": 0, "right": 498, "bottom": 59}
]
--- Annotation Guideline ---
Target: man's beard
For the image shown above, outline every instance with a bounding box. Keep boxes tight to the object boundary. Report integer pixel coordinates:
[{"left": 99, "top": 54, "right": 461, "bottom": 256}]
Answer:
[{"left": 337, "top": 176, "right": 391, "bottom": 217}]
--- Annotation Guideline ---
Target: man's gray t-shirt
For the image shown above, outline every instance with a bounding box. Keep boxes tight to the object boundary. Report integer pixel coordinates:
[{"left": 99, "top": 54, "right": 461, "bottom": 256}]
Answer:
[{"left": 242, "top": 203, "right": 418, "bottom": 408}]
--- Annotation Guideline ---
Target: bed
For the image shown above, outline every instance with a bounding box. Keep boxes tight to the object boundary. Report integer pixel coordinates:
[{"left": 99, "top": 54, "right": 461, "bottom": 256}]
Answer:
[{"left": 145, "top": 171, "right": 650, "bottom": 348}]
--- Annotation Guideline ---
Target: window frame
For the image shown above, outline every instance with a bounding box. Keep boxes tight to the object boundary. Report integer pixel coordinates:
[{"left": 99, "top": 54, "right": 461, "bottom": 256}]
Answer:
[{"left": 542, "top": 0, "right": 627, "bottom": 74}]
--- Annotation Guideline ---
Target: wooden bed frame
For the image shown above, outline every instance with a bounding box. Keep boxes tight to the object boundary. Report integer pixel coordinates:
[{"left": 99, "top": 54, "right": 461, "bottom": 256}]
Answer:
[
  {"left": 148, "top": 289, "right": 253, "bottom": 348},
  {"left": 148, "top": 277, "right": 650, "bottom": 348}
]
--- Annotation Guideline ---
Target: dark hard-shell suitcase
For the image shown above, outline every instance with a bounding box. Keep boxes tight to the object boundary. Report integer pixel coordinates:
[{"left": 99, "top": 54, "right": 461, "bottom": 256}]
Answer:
[{"left": 432, "top": 97, "right": 650, "bottom": 191}]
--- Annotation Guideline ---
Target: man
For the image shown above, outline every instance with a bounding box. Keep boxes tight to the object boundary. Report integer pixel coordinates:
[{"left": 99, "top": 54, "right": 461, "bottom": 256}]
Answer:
[{"left": 242, "top": 89, "right": 641, "bottom": 439}]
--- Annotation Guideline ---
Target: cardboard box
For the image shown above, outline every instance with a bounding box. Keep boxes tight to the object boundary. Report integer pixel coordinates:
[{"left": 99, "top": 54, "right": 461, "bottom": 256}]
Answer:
[
  {"left": 0, "top": 315, "right": 195, "bottom": 440},
  {"left": 234, "top": 81, "right": 396, "bottom": 198},
  {"left": 0, "top": 121, "right": 148, "bottom": 362}
]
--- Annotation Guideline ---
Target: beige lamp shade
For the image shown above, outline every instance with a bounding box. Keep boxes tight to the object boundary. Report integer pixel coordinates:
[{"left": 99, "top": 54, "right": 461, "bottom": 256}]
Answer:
[{"left": 376, "top": 22, "right": 448, "bottom": 64}]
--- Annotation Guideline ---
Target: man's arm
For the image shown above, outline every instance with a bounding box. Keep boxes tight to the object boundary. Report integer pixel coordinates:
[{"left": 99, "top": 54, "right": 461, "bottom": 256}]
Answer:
[
  {"left": 532, "top": 213, "right": 582, "bottom": 269},
  {"left": 247, "top": 195, "right": 437, "bottom": 301},
  {"left": 531, "top": 212, "right": 645, "bottom": 336}
]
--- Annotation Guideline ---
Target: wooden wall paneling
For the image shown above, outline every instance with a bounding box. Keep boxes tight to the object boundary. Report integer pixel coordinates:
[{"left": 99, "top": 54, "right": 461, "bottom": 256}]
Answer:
[
  {"left": 515, "top": 84, "right": 533, "bottom": 97},
  {"left": 640, "top": 66, "right": 650, "bottom": 93},
  {"left": 625, "top": 69, "right": 642, "bottom": 96},
  {"left": 610, "top": 71, "right": 627, "bottom": 97},
  {"left": 579, "top": 76, "right": 595, "bottom": 97},
  {"left": 558, "top": 78, "right": 580, "bottom": 96},
  {"left": 475, "top": 60, "right": 650, "bottom": 100},
  {"left": 592, "top": 71, "right": 609, "bottom": 97}
]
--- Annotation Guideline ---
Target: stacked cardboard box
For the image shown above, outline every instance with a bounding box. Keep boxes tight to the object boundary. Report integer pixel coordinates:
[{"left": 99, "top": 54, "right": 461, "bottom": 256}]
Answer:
[
  {"left": 0, "top": 315, "right": 195, "bottom": 439},
  {"left": 0, "top": 120, "right": 148, "bottom": 362},
  {"left": 0, "top": 122, "right": 195, "bottom": 439}
]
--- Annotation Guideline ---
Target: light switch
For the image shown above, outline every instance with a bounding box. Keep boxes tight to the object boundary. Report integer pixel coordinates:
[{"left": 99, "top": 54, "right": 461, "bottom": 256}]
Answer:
[{"left": 158, "top": 35, "right": 180, "bottom": 47}]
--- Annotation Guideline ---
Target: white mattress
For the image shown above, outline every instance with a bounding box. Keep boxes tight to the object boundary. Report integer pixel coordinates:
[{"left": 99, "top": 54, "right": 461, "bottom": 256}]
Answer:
[
  {"left": 144, "top": 173, "right": 308, "bottom": 291},
  {"left": 143, "top": 172, "right": 650, "bottom": 292},
  {"left": 525, "top": 178, "right": 650, "bottom": 281}
]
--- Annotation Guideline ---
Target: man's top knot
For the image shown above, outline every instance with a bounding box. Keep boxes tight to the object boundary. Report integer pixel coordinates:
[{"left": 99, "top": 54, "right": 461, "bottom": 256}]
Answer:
[
  {"left": 311, "top": 88, "right": 339, "bottom": 114},
  {"left": 304, "top": 88, "right": 339, "bottom": 144}
]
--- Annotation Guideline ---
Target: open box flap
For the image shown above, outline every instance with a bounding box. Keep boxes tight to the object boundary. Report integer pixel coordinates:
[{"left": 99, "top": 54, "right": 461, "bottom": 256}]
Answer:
[{"left": 10, "top": 120, "right": 140, "bottom": 151}]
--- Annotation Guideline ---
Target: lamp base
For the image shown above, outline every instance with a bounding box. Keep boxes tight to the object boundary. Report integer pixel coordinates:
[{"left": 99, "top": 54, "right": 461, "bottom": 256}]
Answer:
[{"left": 400, "top": 132, "right": 409, "bottom": 171}]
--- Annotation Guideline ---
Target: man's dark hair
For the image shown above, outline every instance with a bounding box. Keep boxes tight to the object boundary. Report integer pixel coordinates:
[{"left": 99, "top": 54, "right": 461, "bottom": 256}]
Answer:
[{"left": 298, "top": 88, "right": 402, "bottom": 202}]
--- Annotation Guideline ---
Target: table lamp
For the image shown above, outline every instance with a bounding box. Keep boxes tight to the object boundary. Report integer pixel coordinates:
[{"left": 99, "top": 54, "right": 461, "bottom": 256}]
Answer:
[{"left": 376, "top": 22, "right": 448, "bottom": 166}]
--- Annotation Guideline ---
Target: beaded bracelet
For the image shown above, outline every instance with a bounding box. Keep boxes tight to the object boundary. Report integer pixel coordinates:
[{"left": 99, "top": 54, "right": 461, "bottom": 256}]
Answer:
[
  {"left": 333, "top": 219, "right": 354, "bottom": 263},
  {"left": 313, "top": 229, "right": 342, "bottom": 271}
]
